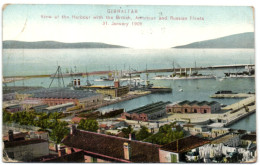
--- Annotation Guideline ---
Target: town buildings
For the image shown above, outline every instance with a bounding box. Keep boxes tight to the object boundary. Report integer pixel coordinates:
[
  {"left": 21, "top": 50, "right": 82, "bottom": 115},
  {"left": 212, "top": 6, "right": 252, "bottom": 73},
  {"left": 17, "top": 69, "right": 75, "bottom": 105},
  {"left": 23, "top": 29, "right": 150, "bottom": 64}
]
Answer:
[{"left": 166, "top": 100, "right": 221, "bottom": 114}]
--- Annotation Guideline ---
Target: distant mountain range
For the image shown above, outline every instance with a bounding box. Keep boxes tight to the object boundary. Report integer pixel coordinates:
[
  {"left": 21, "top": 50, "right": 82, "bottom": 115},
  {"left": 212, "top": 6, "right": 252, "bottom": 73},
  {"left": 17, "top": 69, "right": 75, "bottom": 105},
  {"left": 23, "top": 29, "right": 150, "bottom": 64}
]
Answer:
[
  {"left": 3, "top": 41, "right": 127, "bottom": 49},
  {"left": 173, "top": 32, "right": 254, "bottom": 48}
]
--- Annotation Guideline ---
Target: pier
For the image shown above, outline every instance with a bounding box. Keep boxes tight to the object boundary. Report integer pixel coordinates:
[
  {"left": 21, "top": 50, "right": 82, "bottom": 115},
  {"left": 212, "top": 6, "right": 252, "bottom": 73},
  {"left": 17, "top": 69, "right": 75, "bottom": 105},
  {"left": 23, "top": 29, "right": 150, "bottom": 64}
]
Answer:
[
  {"left": 208, "top": 96, "right": 255, "bottom": 127},
  {"left": 224, "top": 105, "right": 255, "bottom": 127},
  {"left": 210, "top": 93, "right": 255, "bottom": 98},
  {"left": 221, "top": 95, "right": 255, "bottom": 110}
]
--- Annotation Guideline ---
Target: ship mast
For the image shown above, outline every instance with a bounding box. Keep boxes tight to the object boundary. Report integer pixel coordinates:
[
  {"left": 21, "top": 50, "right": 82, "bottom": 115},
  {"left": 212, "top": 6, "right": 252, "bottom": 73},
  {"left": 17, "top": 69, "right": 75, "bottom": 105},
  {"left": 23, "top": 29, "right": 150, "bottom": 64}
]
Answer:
[
  {"left": 145, "top": 64, "right": 149, "bottom": 87},
  {"left": 49, "top": 65, "right": 65, "bottom": 88}
]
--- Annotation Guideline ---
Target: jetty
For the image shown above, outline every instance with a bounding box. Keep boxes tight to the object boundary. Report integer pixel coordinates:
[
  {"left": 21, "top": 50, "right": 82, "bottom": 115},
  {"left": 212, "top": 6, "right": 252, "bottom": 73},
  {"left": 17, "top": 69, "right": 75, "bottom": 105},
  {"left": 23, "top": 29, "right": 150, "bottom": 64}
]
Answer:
[
  {"left": 208, "top": 96, "right": 256, "bottom": 128},
  {"left": 211, "top": 93, "right": 255, "bottom": 98},
  {"left": 222, "top": 95, "right": 255, "bottom": 110}
]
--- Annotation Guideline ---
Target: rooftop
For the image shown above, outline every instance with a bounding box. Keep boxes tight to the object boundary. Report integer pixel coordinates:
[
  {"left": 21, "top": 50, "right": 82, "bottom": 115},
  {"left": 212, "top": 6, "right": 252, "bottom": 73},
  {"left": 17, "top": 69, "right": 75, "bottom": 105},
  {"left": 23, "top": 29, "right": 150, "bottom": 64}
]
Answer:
[
  {"left": 183, "top": 124, "right": 195, "bottom": 128},
  {"left": 30, "top": 104, "right": 49, "bottom": 109},
  {"left": 44, "top": 102, "right": 74, "bottom": 111},
  {"left": 20, "top": 99, "right": 44, "bottom": 105},
  {"left": 3, "top": 86, "right": 44, "bottom": 94},
  {"left": 212, "top": 127, "right": 230, "bottom": 131},
  {"left": 127, "top": 101, "right": 170, "bottom": 114},
  {"left": 194, "top": 125, "right": 208, "bottom": 128},
  {"left": 211, "top": 134, "right": 238, "bottom": 144},
  {"left": 5, "top": 104, "right": 21, "bottom": 109},
  {"left": 62, "top": 129, "right": 160, "bottom": 163},
  {"left": 241, "top": 134, "right": 256, "bottom": 141},
  {"left": 34, "top": 131, "right": 48, "bottom": 135},
  {"left": 19, "top": 88, "right": 101, "bottom": 99},
  {"left": 176, "top": 100, "right": 219, "bottom": 106},
  {"left": 4, "top": 139, "right": 48, "bottom": 148},
  {"left": 71, "top": 117, "right": 86, "bottom": 123},
  {"left": 3, "top": 132, "right": 28, "bottom": 141},
  {"left": 160, "top": 136, "right": 210, "bottom": 153},
  {"left": 42, "top": 151, "right": 85, "bottom": 162}
]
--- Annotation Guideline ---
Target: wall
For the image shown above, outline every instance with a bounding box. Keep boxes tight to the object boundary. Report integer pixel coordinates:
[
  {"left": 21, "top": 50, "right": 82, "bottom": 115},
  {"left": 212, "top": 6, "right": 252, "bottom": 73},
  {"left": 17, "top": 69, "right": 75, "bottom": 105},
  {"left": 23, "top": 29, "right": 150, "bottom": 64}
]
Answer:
[
  {"left": 4, "top": 142, "right": 49, "bottom": 161},
  {"left": 159, "top": 149, "right": 179, "bottom": 163},
  {"left": 27, "top": 97, "right": 78, "bottom": 106},
  {"left": 210, "top": 103, "right": 221, "bottom": 113},
  {"left": 79, "top": 94, "right": 103, "bottom": 107},
  {"left": 97, "top": 88, "right": 116, "bottom": 98},
  {"left": 147, "top": 109, "right": 166, "bottom": 120}
]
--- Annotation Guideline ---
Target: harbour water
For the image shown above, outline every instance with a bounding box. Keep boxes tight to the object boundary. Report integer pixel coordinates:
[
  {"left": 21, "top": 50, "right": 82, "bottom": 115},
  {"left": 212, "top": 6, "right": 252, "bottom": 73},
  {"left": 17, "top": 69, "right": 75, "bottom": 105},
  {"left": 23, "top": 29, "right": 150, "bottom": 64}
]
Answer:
[{"left": 2, "top": 48, "right": 256, "bottom": 131}]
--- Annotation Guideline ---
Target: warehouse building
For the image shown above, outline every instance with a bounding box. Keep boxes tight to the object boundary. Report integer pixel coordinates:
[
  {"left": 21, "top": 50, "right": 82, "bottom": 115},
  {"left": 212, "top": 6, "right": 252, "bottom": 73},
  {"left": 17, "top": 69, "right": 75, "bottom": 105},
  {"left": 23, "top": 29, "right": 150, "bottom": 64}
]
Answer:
[
  {"left": 20, "top": 100, "right": 46, "bottom": 111},
  {"left": 19, "top": 88, "right": 103, "bottom": 107},
  {"left": 41, "top": 102, "right": 75, "bottom": 113},
  {"left": 3, "top": 86, "right": 44, "bottom": 101},
  {"left": 30, "top": 104, "right": 49, "bottom": 113},
  {"left": 85, "top": 81, "right": 129, "bottom": 98},
  {"left": 96, "top": 86, "right": 129, "bottom": 98},
  {"left": 121, "top": 101, "right": 170, "bottom": 121},
  {"left": 166, "top": 100, "right": 221, "bottom": 114},
  {"left": 4, "top": 104, "right": 22, "bottom": 113}
]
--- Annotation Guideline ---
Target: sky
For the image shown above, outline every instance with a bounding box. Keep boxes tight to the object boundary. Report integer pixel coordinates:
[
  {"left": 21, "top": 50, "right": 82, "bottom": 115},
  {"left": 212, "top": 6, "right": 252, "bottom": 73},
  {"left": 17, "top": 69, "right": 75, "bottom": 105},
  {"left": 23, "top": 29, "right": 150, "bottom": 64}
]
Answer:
[{"left": 3, "top": 5, "right": 254, "bottom": 48}]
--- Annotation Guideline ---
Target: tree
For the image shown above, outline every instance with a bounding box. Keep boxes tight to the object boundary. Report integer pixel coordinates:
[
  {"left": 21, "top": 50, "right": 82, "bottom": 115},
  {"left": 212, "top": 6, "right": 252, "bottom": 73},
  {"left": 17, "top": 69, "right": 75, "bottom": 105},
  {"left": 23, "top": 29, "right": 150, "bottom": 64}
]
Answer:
[
  {"left": 136, "top": 126, "right": 152, "bottom": 141},
  {"left": 121, "top": 125, "right": 134, "bottom": 138},
  {"left": 50, "top": 123, "right": 69, "bottom": 144},
  {"left": 49, "top": 112, "right": 62, "bottom": 121},
  {"left": 77, "top": 119, "right": 99, "bottom": 132},
  {"left": 3, "top": 110, "right": 11, "bottom": 123},
  {"left": 144, "top": 123, "right": 185, "bottom": 145}
]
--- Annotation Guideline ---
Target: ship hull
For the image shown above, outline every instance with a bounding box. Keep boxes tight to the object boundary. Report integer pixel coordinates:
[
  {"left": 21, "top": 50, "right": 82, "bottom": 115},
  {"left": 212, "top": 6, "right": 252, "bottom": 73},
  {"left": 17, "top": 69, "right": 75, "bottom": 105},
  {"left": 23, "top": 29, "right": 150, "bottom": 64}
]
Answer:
[{"left": 152, "top": 75, "right": 216, "bottom": 80}]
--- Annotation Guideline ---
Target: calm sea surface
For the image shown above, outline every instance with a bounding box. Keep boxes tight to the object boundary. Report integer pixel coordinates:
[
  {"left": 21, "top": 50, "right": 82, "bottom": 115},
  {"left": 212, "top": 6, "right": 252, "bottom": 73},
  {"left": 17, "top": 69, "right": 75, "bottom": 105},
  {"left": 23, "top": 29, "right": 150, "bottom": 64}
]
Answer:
[{"left": 2, "top": 48, "right": 256, "bottom": 131}]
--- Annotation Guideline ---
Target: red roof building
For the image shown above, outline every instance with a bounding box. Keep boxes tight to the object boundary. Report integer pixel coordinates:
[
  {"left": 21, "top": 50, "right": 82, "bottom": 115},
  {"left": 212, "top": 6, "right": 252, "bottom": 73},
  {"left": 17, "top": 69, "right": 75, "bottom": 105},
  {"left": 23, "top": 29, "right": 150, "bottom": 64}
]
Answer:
[
  {"left": 61, "top": 126, "right": 160, "bottom": 163},
  {"left": 166, "top": 100, "right": 221, "bottom": 114},
  {"left": 71, "top": 117, "right": 86, "bottom": 124}
]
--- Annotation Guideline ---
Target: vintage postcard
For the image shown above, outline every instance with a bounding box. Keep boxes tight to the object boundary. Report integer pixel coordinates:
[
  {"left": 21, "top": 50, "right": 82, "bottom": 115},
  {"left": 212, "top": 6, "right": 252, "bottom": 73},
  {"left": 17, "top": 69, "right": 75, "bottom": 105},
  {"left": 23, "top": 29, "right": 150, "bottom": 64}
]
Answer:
[{"left": 2, "top": 4, "right": 256, "bottom": 163}]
